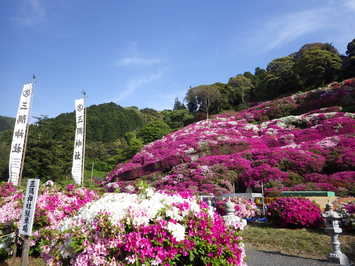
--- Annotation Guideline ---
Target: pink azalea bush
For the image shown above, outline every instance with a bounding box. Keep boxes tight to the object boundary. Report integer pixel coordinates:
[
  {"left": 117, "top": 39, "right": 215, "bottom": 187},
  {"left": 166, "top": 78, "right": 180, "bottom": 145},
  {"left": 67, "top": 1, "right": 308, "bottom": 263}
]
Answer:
[
  {"left": 103, "top": 80, "right": 355, "bottom": 197},
  {"left": 344, "top": 202, "right": 355, "bottom": 214},
  {"left": 267, "top": 198, "right": 323, "bottom": 228},
  {"left": 40, "top": 188, "right": 246, "bottom": 265},
  {"left": 0, "top": 182, "right": 98, "bottom": 256}
]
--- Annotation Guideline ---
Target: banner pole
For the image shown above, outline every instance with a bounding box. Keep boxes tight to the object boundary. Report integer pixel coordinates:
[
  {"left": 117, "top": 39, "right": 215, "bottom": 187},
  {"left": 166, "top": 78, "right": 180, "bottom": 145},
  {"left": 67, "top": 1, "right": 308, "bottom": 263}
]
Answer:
[{"left": 20, "top": 235, "right": 30, "bottom": 266}]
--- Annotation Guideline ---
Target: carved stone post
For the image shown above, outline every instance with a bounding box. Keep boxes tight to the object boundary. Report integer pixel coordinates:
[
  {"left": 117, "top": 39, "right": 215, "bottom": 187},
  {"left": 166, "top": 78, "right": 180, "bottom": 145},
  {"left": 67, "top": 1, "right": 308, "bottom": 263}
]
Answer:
[
  {"left": 223, "top": 199, "right": 247, "bottom": 230},
  {"left": 322, "top": 203, "right": 350, "bottom": 265}
]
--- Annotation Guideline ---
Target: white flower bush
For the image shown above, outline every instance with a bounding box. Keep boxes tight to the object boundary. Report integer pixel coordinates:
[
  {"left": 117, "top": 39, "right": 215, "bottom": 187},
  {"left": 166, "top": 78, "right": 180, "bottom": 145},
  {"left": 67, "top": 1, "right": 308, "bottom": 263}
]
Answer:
[{"left": 41, "top": 188, "right": 246, "bottom": 265}]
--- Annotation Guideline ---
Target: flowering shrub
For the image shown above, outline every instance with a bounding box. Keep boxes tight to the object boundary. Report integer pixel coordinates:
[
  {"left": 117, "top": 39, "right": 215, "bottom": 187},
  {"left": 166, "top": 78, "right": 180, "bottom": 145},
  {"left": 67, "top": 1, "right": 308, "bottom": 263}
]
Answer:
[
  {"left": 267, "top": 198, "right": 323, "bottom": 228},
  {"left": 40, "top": 188, "right": 246, "bottom": 265},
  {"left": 344, "top": 202, "right": 355, "bottom": 214},
  {"left": 0, "top": 182, "right": 98, "bottom": 257},
  {"left": 0, "top": 182, "right": 16, "bottom": 199},
  {"left": 104, "top": 81, "right": 355, "bottom": 196},
  {"left": 215, "top": 197, "right": 259, "bottom": 218}
]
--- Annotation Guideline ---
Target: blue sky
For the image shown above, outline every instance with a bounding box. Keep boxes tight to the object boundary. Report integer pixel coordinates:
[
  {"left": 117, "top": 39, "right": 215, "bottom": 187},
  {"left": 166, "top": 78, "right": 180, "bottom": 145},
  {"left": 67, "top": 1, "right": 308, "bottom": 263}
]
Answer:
[{"left": 1, "top": 0, "right": 354, "bottom": 120}]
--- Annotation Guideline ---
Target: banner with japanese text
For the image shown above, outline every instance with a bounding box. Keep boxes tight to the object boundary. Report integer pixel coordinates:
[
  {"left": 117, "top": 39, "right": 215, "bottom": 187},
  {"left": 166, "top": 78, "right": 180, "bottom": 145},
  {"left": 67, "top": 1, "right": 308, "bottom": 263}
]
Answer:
[
  {"left": 8, "top": 83, "right": 33, "bottom": 186},
  {"left": 71, "top": 98, "right": 85, "bottom": 185},
  {"left": 19, "top": 179, "right": 40, "bottom": 236}
]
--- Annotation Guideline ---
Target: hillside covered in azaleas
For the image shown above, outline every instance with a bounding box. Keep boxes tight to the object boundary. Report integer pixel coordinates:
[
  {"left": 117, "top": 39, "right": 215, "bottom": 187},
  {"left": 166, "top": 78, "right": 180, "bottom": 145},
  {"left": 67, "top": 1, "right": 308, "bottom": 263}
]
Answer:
[{"left": 103, "top": 79, "right": 355, "bottom": 196}]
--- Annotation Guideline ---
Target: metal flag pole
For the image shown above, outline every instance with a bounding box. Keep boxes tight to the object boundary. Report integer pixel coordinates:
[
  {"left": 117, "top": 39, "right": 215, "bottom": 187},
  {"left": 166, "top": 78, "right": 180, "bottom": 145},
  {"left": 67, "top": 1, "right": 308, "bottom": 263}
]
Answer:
[{"left": 18, "top": 75, "right": 35, "bottom": 186}]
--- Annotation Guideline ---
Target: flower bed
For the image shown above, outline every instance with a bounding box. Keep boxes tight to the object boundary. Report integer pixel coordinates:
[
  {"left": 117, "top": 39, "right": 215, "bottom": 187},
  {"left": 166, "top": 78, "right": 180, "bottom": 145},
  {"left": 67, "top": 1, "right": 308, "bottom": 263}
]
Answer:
[
  {"left": 40, "top": 188, "right": 246, "bottom": 265},
  {"left": 0, "top": 182, "right": 98, "bottom": 257},
  {"left": 104, "top": 81, "right": 355, "bottom": 196}
]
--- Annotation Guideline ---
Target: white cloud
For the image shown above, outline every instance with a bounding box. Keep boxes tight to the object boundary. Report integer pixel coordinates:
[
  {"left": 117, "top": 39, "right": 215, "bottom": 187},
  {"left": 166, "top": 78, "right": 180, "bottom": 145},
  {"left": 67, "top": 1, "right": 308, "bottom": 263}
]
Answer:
[
  {"left": 263, "top": 8, "right": 329, "bottom": 52},
  {"left": 13, "top": 0, "right": 46, "bottom": 26},
  {"left": 115, "top": 56, "right": 162, "bottom": 67},
  {"left": 244, "top": 0, "right": 355, "bottom": 54},
  {"left": 343, "top": 0, "right": 355, "bottom": 11},
  {"left": 116, "top": 71, "right": 164, "bottom": 102}
]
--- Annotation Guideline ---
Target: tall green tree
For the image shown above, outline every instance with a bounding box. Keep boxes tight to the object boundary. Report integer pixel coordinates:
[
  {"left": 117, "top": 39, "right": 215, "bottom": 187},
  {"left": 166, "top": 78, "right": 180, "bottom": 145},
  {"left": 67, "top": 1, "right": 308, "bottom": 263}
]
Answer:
[
  {"left": 173, "top": 98, "right": 186, "bottom": 110},
  {"left": 227, "top": 74, "right": 254, "bottom": 104},
  {"left": 162, "top": 109, "right": 194, "bottom": 130},
  {"left": 185, "top": 84, "right": 224, "bottom": 115},
  {"left": 264, "top": 56, "right": 301, "bottom": 96},
  {"left": 342, "top": 38, "right": 355, "bottom": 79},
  {"left": 137, "top": 120, "right": 171, "bottom": 144},
  {"left": 295, "top": 48, "right": 342, "bottom": 89}
]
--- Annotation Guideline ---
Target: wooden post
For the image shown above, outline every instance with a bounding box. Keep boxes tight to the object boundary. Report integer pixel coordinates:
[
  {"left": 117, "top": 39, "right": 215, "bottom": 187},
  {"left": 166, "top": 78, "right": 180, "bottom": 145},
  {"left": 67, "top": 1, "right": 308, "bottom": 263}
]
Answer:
[
  {"left": 20, "top": 236, "right": 30, "bottom": 266},
  {"left": 12, "top": 230, "right": 18, "bottom": 257}
]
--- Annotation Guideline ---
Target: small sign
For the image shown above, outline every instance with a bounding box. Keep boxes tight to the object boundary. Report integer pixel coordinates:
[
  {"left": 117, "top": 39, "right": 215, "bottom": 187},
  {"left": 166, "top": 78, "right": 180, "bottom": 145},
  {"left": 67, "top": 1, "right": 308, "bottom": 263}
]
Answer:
[{"left": 19, "top": 179, "right": 40, "bottom": 236}]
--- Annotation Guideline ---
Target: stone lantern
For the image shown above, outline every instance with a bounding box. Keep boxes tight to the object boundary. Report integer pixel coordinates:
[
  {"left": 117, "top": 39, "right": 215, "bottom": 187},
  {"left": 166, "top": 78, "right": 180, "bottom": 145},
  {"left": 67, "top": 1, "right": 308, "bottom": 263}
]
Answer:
[
  {"left": 322, "top": 203, "right": 350, "bottom": 265},
  {"left": 223, "top": 199, "right": 247, "bottom": 230}
]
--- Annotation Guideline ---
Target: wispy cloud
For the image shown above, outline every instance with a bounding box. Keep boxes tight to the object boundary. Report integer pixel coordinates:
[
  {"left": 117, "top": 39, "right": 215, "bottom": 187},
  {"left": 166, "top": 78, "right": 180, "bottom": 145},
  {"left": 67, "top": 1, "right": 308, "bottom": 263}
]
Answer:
[
  {"left": 115, "top": 56, "right": 162, "bottom": 67},
  {"left": 13, "top": 0, "right": 46, "bottom": 26},
  {"left": 243, "top": 0, "right": 355, "bottom": 54},
  {"left": 116, "top": 71, "right": 164, "bottom": 102},
  {"left": 343, "top": 0, "right": 355, "bottom": 10},
  {"left": 262, "top": 8, "right": 329, "bottom": 52}
]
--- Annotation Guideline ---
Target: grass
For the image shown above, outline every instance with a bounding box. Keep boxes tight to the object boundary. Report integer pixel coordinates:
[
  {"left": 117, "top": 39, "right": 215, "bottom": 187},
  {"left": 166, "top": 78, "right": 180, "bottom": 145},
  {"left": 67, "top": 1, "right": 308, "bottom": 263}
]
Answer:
[{"left": 243, "top": 224, "right": 355, "bottom": 261}]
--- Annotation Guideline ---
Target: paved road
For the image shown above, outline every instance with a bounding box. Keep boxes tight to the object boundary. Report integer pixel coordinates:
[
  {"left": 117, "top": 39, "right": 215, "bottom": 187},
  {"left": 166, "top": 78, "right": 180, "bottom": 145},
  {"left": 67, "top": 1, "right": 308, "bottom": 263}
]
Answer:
[{"left": 246, "top": 249, "right": 346, "bottom": 266}]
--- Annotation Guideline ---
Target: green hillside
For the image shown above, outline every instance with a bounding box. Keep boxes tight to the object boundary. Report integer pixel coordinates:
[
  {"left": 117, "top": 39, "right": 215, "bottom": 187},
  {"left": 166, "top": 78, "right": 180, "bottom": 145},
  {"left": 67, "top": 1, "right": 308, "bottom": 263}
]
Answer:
[
  {"left": 0, "top": 102, "right": 147, "bottom": 181},
  {"left": 0, "top": 116, "right": 15, "bottom": 132}
]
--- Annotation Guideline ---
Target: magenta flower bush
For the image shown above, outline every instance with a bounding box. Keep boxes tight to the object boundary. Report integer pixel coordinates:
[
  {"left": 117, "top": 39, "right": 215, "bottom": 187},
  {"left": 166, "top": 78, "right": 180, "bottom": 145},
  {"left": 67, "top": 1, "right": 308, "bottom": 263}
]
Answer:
[
  {"left": 39, "top": 188, "right": 246, "bottom": 265},
  {"left": 0, "top": 182, "right": 98, "bottom": 256},
  {"left": 267, "top": 198, "right": 323, "bottom": 228},
  {"left": 104, "top": 80, "right": 355, "bottom": 196},
  {"left": 344, "top": 202, "right": 355, "bottom": 214}
]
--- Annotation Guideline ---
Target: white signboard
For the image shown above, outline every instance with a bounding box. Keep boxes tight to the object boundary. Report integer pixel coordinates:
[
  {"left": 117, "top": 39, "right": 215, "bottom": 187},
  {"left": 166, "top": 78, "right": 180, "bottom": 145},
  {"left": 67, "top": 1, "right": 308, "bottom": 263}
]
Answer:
[
  {"left": 8, "top": 83, "right": 33, "bottom": 186},
  {"left": 19, "top": 179, "right": 40, "bottom": 236},
  {"left": 71, "top": 98, "right": 85, "bottom": 185}
]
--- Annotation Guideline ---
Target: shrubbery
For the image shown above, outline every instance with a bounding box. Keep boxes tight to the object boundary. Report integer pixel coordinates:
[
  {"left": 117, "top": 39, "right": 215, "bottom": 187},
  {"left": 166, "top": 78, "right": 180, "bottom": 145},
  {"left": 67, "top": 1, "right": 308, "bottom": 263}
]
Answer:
[
  {"left": 104, "top": 80, "right": 355, "bottom": 197},
  {"left": 267, "top": 198, "right": 323, "bottom": 228},
  {"left": 40, "top": 188, "right": 246, "bottom": 265}
]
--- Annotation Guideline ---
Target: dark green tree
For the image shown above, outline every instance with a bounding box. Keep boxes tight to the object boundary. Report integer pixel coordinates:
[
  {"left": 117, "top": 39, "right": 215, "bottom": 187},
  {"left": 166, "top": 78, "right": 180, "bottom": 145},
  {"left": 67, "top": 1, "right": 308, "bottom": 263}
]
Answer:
[
  {"left": 264, "top": 56, "right": 301, "bottom": 96},
  {"left": 295, "top": 48, "right": 342, "bottom": 89},
  {"left": 173, "top": 98, "right": 186, "bottom": 110},
  {"left": 137, "top": 120, "right": 171, "bottom": 144},
  {"left": 0, "top": 116, "right": 15, "bottom": 133},
  {"left": 227, "top": 74, "right": 254, "bottom": 104},
  {"left": 162, "top": 109, "right": 194, "bottom": 130},
  {"left": 185, "top": 84, "right": 224, "bottom": 116},
  {"left": 342, "top": 38, "right": 355, "bottom": 79}
]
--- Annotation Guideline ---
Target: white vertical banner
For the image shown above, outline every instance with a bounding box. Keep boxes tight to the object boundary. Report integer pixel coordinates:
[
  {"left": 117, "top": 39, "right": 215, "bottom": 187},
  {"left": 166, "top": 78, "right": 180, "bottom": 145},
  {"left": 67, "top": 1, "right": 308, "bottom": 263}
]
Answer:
[
  {"left": 19, "top": 179, "right": 40, "bottom": 236},
  {"left": 8, "top": 83, "right": 33, "bottom": 186},
  {"left": 71, "top": 98, "right": 85, "bottom": 185}
]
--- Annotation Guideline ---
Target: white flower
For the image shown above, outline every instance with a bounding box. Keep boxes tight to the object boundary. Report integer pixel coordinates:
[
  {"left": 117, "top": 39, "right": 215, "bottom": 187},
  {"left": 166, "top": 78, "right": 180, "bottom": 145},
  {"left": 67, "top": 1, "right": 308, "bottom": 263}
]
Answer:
[
  {"left": 167, "top": 222, "right": 185, "bottom": 241},
  {"left": 44, "top": 180, "right": 54, "bottom": 187}
]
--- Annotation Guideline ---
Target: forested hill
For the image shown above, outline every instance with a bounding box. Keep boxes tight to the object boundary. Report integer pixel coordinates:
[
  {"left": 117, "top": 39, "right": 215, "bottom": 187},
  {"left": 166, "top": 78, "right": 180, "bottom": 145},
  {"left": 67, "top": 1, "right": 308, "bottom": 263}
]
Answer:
[
  {"left": 0, "top": 102, "right": 148, "bottom": 180},
  {"left": 29, "top": 102, "right": 145, "bottom": 143},
  {"left": 0, "top": 116, "right": 15, "bottom": 133}
]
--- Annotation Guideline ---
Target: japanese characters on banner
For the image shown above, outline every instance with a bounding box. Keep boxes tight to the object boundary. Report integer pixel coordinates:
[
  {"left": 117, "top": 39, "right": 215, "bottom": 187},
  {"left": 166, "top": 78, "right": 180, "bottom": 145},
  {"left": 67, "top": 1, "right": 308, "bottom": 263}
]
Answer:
[
  {"left": 19, "top": 179, "right": 40, "bottom": 236},
  {"left": 71, "top": 98, "right": 85, "bottom": 185},
  {"left": 8, "top": 83, "right": 33, "bottom": 186}
]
